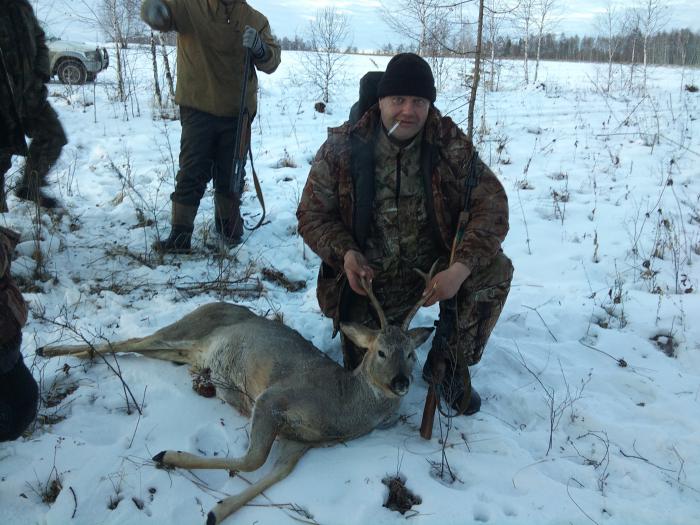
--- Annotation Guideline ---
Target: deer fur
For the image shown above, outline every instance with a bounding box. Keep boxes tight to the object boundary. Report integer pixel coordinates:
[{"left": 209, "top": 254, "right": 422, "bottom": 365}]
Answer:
[{"left": 39, "top": 299, "right": 434, "bottom": 525}]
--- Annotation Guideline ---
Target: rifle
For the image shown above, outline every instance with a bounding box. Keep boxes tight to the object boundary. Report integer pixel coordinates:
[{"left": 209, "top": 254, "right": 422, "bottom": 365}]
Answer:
[
  {"left": 419, "top": 225, "right": 463, "bottom": 440},
  {"left": 229, "top": 48, "right": 266, "bottom": 230},
  {"left": 419, "top": 150, "right": 480, "bottom": 440},
  {"left": 230, "top": 49, "right": 252, "bottom": 196}
]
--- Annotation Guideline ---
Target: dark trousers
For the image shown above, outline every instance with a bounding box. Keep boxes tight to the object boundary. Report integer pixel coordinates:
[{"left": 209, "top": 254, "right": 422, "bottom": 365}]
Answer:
[
  {"left": 0, "top": 103, "right": 67, "bottom": 193},
  {"left": 173, "top": 106, "right": 244, "bottom": 206},
  {"left": 0, "top": 334, "right": 38, "bottom": 442}
]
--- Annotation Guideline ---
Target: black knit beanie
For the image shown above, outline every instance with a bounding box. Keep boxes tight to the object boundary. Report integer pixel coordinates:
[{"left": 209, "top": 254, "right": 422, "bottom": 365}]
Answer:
[{"left": 376, "top": 53, "right": 436, "bottom": 102}]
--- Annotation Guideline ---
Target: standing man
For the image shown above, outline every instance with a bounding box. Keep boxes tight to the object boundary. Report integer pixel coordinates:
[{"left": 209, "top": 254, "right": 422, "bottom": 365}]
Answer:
[
  {"left": 297, "top": 53, "right": 513, "bottom": 416},
  {"left": 141, "top": 0, "right": 281, "bottom": 253},
  {"left": 0, "top": 226, "right": 38, "bottom": 441},
  {"left": 0, "top": 0, "right": 67, "bottom": 210}
]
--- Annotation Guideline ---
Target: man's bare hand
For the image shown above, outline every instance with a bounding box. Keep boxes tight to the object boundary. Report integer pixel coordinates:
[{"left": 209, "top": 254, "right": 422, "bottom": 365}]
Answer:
[
  {"left": 344, "top": 250, "right": 374, "bottom": 296},
  {"left": 422, "top": 262, "right": 471, "bottom": 307}
]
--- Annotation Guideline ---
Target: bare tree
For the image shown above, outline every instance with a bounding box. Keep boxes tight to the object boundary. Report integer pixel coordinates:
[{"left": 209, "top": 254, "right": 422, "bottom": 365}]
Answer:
[
  {"left": 636, "top": 0, "right": 669, "bottom": 93},
  {"left": 483, "top": 0, "right": 513, "bottom": 91},
  {"left": 96, "top": 0, "right": 143, "bottom": 48},
  {"left": 381, "top": 0, "right": 463, "bottom": 92},
  {"left": 512, "top": 0, "right": 535, "bottom": 84},
  {"left": 381, "top": 0, "right": 440, "bottom": 55},
  {"left": 532, "top": 0, "right": 559, "bottom": 84},
  {"left": 95, "top": 0, "right": 143, "bottom": 101},
  {"left": 595, "top": 0, "right": 630, "bottom": 93},
  {"left": 467, "top": 0, "right": 485, "bottom": 141},
  {"left": 302, "top": 7, "right": 351, "bottom": 103}
]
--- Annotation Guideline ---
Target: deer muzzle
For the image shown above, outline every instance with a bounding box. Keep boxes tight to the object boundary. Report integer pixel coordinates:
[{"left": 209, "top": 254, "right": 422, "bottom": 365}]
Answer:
[{"left": 390, "top": 374, "right": 410, "bottom": 396}]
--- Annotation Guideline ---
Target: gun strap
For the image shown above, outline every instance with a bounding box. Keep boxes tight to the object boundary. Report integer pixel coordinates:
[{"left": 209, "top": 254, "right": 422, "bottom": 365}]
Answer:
[{"left": 244, "top": 140, "right": 266, "bottom": 231}]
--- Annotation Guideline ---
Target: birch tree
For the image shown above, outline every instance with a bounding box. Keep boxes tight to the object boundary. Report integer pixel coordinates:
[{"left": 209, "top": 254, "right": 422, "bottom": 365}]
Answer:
[
  {"left": 302, "top": 7, "right": 351, "bottom": 103},
  {"left": 532, "top": 0, "right": 559, "bottom": 84},
  {"left": 512, "top": 0, "right": 535, "bottom": 84},
  {"left": 595, "top": 0, "right": 630, "bottom": 92},
  {"left": 637, "top": 0, "right": 669, "bottom": 93}
]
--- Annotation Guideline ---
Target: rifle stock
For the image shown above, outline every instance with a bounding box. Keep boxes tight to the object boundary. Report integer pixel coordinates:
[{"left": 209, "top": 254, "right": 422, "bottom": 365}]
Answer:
[
  {"left": 418, "top": 216, "right": 464, "bottom": 440},
  {"left": 420, "top": 357, "right": 445, "bottom": 440},
  {"left": 419, "top": 385, "right": 438, "bottom": 439}
]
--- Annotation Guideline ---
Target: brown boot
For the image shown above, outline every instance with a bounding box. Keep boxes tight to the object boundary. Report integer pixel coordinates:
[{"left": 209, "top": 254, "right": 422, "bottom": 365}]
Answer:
[
  {"left": 153, "top": 202, "right": 198, "bottom": 254},
  {"left": 214, "top": 193, "right": 243, "bottom": 246}
]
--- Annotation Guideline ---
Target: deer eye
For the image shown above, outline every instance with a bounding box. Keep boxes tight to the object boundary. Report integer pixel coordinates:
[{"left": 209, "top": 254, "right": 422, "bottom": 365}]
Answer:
[{"left": 378, "top": 351, "right": 386, "bottom": 359}]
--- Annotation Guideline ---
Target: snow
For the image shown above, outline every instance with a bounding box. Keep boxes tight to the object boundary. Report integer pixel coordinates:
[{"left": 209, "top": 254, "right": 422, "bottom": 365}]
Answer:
[{"left": 1, "top": 47, "right": 699, "bottom": 525}]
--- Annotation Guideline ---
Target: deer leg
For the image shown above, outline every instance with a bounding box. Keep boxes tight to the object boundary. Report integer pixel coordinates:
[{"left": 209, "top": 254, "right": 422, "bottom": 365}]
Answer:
[
  {"left": 207, "top": 439, "right": 310, "bottom": 525},
  {"left": 38, "top": 337, "right": 200, "bottom": 365},
  {"left": 153, "top": 393, "right": 283, "bottom": 472}
]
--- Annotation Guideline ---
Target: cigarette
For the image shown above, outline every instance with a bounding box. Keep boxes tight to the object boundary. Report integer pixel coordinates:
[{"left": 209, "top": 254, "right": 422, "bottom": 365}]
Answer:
[{"left": 387, "top": 120, "right": 401, "bottom": 136}]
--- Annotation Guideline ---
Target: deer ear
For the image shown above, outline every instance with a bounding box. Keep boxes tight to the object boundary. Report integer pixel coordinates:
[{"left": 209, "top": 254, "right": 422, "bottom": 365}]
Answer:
[
  {"left": 407, "top": 327, "right": 434, "bottom": 349},
  {"left": 339, "top": 322, "right": 379, "bottom": 349}
]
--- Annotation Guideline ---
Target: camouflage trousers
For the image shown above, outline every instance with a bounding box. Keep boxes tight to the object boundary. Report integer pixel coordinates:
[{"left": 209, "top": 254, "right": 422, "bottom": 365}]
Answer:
[
  {"left": 341, "top": 252, "right": 513, "bottom": 374},
  {"left": 0, "top": 102, "right": 66, "bottom": 210}
]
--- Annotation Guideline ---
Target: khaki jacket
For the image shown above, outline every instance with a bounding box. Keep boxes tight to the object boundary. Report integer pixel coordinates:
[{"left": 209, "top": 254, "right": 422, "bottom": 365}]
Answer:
[
  {"left": 163, "top": 0, "right": 281, "bottom": 117},
  {"left": 296, "top": 106, "right": 509, "bottom": 323}
]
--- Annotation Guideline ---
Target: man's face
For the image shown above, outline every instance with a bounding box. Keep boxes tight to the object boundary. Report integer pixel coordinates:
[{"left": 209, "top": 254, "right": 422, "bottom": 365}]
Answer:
[{"left": 378, "top": 95, "right": 431, "bottom": 141}]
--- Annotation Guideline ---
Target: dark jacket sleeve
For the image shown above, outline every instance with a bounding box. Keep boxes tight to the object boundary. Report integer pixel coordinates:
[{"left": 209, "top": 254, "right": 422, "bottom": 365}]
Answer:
[
  {"left": 452, "top": 156, "right": 509, "bottom": 273},
  {"left": 296, "top": 140, "right": 360, "bottom": 272},
  {"left": 254, "top": 21, "right": 281, "bottom": 74}
]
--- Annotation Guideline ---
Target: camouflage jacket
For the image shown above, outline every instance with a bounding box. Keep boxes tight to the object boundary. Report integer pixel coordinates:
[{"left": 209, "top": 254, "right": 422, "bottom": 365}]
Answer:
[
  {"left": 0, "top": 226, "right": 27, "bottom": 373},
  {"left": 149, "top": 0, "right": 281, "bottom": 117},
  {"left": 296, "top": 105, "right": 509, "bottom": 323},
  {"left": 0, "top": 0, "right": 50, "bottom": 155}
]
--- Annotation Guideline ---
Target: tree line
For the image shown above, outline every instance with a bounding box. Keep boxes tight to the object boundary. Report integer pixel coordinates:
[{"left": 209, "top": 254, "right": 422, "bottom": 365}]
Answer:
[
  {"left": 278, "top": 29, "right": 700, "bottom": 67},
  {"left": 495, "top": 28, "right": 699, "bottom": 66}
]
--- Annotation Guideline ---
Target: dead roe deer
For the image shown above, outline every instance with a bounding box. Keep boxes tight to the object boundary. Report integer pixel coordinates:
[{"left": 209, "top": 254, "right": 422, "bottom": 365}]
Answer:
[{"left": 39, "top": 271, "right": 437, "bottom": 524}]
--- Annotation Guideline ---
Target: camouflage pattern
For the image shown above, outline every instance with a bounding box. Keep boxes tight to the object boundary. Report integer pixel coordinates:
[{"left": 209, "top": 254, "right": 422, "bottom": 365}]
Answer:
[
  {"left": 0, "top": 0, "right": 66, "bottom": 206},
  {"left": 297, "top": 104, "right": 510, "bottom": 326},
  {"left": 298, "top": 104, "right": 511, "bottom": 372},
  {"left": 0, "top": 0, "right": 50, "bottom": 156},
  {"left": 0, "top": 226, "right": 27, "bottom": 374},
  {"left": 365, "top": 129, "right": 442, "bottom": 314}
]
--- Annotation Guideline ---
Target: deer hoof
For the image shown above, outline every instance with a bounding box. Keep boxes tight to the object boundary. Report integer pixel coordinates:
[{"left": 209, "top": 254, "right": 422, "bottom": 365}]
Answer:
[
  {"left": 206, "top": 511, "right": 218, "bottom": 525},
  {"left": 152, "top": 451, "right": 166, "bottom": 464}
]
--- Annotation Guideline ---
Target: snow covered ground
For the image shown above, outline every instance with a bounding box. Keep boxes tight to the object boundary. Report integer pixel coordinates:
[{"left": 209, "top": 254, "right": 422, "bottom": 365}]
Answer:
[{"left": 1, "top": 47, "right": 699, "bottom": 525}]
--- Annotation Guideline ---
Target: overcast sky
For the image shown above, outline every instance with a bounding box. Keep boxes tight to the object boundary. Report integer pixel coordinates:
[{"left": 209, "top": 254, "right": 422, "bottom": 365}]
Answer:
[{"left": 253, "top": 0, "right": 700, "bottom": 50}]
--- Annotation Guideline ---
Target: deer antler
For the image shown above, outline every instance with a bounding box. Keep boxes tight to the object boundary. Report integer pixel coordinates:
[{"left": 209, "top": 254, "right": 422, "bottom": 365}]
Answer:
[
  {"left": 360, "top": 275, "right": 388, "bottom": 331},
  {"left": 401, "top": 259, "right": 440, "bottom": 331}
]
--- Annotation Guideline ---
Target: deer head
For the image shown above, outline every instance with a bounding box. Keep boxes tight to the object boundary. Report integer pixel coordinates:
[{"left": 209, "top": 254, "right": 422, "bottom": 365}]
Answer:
[{"left": 339, "top": 262, "right": 438, "bottom": 397}]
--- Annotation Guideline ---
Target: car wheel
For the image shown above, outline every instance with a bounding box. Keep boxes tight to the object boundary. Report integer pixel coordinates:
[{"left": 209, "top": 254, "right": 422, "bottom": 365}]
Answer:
[{"left": 57, "top": 59, "right": 87, "bottom": 85}]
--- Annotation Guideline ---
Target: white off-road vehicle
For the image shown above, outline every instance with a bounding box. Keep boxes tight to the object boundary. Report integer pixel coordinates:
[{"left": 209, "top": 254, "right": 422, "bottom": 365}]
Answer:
[{"left": 44, "top": 30, "right": 109, "bottom": 85}]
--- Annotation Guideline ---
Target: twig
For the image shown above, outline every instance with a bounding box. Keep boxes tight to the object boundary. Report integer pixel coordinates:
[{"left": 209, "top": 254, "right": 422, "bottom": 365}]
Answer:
[
  {"left": 69, "top": 486, "right": 78, "bottom": 518},
  {"left": 522, "top": 304, "right": 557, "bottom": 342},
  {"left": 578, "top": 340, "right": 627, "bottom": 367},
  {"left": 566, "top": 478, "right": 600, "bottom": 525},
  {"left": 619, "top": 440, "right": 675, "bottom": 472},
  {"left": 128, "top": 387, "right": 148, "bottom": 449},
  {"left": 34, "top": 307, "right": 143, "bottom": 415}
]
